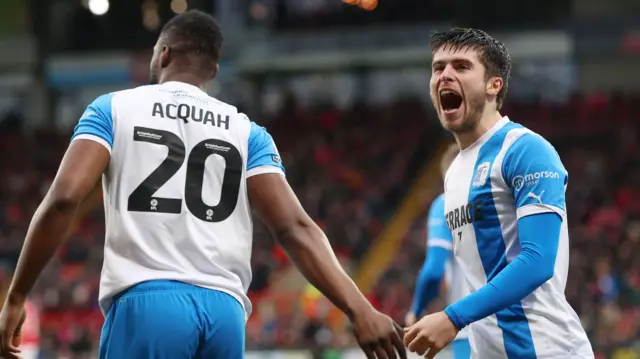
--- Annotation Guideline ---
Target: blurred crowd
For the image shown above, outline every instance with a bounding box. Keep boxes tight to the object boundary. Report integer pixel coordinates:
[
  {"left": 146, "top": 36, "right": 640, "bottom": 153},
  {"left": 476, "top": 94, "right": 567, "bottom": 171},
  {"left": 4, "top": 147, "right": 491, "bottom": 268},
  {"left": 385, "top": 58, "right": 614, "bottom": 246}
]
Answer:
[{"left": 0, "top": 93, "right": 638, "bottom": 357}]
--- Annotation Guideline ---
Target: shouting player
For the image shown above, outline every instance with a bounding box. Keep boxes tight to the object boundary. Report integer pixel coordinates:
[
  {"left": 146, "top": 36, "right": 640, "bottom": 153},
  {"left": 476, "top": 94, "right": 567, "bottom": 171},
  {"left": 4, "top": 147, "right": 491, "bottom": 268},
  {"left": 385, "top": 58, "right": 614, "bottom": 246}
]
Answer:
[
  {"left": 403, "top": 28, "right": 594, "bottom": 359},
  {"left": 0, "top": 10, "right": 406, "bottom": 359},
  {"left": 405, "top": 143, "right": 470, "bottom": 359}
]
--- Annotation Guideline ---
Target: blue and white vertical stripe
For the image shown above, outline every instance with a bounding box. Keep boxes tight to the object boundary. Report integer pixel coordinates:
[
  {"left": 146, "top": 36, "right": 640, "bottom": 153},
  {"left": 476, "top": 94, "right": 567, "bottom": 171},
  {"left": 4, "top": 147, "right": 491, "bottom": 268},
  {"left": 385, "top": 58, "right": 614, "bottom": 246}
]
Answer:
[
  {"left": 466, "top": 120, "right": 536, "bottom": 358},
  {"left": 444, "top": 117, "right": 591, "bottom": 358}
]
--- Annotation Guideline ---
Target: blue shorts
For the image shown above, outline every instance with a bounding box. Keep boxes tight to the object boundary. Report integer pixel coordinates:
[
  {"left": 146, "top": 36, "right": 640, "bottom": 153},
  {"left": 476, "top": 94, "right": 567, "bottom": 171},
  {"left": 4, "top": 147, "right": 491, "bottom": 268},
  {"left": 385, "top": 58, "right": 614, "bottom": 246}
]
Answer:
[
  {"left": 99, "top": 280, "right": 245, "bottom": 359},
  {"left": 451, "top": 338, "right": 471, "bottom": 359}
]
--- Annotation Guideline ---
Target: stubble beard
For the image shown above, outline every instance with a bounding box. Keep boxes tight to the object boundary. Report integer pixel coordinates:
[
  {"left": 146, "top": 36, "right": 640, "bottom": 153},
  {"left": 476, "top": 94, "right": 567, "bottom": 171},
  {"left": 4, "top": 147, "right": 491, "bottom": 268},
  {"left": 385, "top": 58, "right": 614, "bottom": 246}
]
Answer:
[{"left": 440, "top": 93, "right": 486, "bottom": 135}]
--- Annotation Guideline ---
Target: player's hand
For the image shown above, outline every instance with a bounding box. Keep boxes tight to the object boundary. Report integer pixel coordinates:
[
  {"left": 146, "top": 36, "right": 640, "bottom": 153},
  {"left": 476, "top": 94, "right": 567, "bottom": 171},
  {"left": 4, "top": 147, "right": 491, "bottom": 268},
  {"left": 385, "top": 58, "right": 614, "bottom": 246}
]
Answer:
[
  {"left": 351, "top": 307, "right": 407, "bottom": 359},
  {"left": 403, "top": 311, "right": 458, "bottom": 359},
  {"left": 0, "top": 297, "right": 26, "bottom": 359},
  {"left": 404, "top": 312, "right": 416, "bottom": 326}
]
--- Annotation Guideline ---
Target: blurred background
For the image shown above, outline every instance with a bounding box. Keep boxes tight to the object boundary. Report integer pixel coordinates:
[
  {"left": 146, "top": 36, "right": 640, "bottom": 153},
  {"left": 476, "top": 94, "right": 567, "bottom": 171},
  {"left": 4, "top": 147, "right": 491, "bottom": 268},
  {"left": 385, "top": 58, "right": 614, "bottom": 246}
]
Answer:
[{"left": 0, "top": 0, "right": 638, "bottom": 358}]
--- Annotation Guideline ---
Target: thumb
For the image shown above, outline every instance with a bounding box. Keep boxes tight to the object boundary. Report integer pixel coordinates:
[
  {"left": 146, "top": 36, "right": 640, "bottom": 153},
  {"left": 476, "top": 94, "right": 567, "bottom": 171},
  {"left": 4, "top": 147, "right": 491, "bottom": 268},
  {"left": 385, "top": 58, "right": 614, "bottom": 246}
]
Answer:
[
  {"left": 12, "top": 330, "right": 23, "bottom": 348},
  {"left": 3, "top": 330, "right": 21, "bottom": 354}
]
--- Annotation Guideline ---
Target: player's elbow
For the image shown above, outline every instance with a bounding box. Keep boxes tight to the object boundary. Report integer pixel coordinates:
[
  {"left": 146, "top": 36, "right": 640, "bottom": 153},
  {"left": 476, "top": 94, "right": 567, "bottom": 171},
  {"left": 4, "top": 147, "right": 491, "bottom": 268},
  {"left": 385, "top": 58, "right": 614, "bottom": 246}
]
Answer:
[
  {"left": 423, "top": 251, "right": 448, "bottom": 279},
  {"left": 528, "top": 265, "right": 554, "bottom": 291},
  {"left": 520, "top": 247, "right": 556, "bottom": 285},
  {"left": 275, "top": 219, "right": 310, "bottom": 243},
  {"left": 420, "top": 267, "right": 443, "bottom": 283},
  {"left": 274, "top": 216, "right": 320, "bottom": 249},
  {"left": 424, "top": 259, "right": 446, "bottom": 278},
  {"left": 46, "top": 186, "right": 84, "bottom": 213},
  {"left": 45, "top": 176, "right": 95, "bottom": 213},
  {"left": 536, "top": 262, "right": 555, "bottom": 284},
  {"left": 49, "top": 195, "right": 82, "bottom": 213}
]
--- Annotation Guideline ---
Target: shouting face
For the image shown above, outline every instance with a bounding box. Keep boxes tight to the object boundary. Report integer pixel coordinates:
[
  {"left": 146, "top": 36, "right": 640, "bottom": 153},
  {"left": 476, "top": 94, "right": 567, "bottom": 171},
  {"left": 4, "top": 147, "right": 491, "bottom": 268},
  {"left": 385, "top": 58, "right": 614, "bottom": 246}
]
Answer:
[{"left": 430, "top": 46, "right": 502, "bottom": 134}]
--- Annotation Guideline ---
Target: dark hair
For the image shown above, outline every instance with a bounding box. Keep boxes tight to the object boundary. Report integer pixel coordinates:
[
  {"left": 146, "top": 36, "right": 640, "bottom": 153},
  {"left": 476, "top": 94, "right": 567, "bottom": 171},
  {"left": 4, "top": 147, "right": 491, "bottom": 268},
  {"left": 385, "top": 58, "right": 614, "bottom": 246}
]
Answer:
[
  {"left": 430, "top": 28, "right": 511, "bottom": 109},
  {"left": 160, "top": 10, "right": 223, "bottom": 69}
]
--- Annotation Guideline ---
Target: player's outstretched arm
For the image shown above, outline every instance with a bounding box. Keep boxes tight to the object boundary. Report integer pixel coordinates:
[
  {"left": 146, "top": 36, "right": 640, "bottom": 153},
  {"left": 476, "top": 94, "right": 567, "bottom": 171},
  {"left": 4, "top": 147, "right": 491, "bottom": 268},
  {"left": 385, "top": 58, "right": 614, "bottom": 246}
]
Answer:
[
  {"left": 0, "top": 140, "right": 108, "bottom": 359},
  {"left": 248, "top": 173, "right": 406, "bottom": 359},
  {"left": 410, "top": 245, "right": 448, "bottom": 321},
  {"left": 408, "top": 196, "right": 451, "bottom": 325},
  {"left": 441, "top": 212, "right": 560, "bottom": 329}
]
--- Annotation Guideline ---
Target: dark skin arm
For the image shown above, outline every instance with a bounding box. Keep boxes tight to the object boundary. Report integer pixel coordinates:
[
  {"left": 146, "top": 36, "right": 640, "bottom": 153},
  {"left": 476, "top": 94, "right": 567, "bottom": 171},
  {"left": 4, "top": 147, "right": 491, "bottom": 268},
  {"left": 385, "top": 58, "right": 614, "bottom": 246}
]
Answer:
[
  {"left": 248, "top": 173, "right": 406, "bottom": 359},
  {"left": 0, "top": 140, "right": 109, "bottom": 359},
  {"left": 0, "top": 292, "right": 26, "bottom": 353},
  {"left": 65, "top": 178, "right": 104, "bottom": 238}
]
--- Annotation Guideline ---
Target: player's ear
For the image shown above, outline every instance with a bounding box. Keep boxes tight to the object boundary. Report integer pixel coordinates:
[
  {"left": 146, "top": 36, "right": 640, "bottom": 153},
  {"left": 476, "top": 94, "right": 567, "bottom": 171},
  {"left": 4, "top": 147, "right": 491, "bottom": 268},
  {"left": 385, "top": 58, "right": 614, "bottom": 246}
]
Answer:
[
  {"left": 160, "top": 46, "right": 171, "bottom": 69},
  {"left": 486, "top": 77, "right": 503, "bottom": 97},
  {"left": 210, "top": 64, "right": 219, "bottom": 80}
]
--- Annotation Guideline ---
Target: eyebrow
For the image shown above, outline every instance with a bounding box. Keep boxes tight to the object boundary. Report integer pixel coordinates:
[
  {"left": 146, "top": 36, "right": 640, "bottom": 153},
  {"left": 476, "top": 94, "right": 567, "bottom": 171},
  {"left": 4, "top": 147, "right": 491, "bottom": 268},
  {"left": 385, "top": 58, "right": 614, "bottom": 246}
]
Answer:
[{"left": 432, "top": 58, "right": 474, "bottom": 69}]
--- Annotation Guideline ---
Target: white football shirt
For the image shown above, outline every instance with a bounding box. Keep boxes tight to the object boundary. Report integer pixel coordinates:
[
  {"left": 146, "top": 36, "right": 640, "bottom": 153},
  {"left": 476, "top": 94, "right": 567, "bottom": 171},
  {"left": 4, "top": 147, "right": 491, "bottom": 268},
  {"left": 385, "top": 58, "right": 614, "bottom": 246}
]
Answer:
[
  {"left": 71, "top": 81, "right": 285, "bottom": 319},
  {"left": 444, "top": 117, "right": 593, "bottom": 358}
]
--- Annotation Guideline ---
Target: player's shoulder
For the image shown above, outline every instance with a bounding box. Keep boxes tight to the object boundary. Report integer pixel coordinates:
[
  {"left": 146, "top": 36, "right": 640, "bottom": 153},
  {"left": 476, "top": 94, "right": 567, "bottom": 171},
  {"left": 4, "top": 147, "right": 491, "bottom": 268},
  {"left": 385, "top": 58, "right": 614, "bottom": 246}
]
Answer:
[
  {"left": 110, "top": 85, "right": 151, "bottom": 100},
  {"left": 501, "top": 121, "right": 566, "bottom": 177},
  {"left": 503, "top": 121, "right": 560, "bottom": 159},
  {"left": 237, "top": 112, "right": 253, "bottom": 124},
  {"left": 86, "top": 86, "right": 150, "bottom": 109},
  {"left": 243, "top": 114, "right": 278, "bottom": 142},
  {"left": 429, "top": 193, "right": 446, "bottom": 214},
  {"left": 432, "top": 193, "right": 446, "bottom": 207},
  {"left": 199, "top": 93, "right": 241, "bottom": 114}
]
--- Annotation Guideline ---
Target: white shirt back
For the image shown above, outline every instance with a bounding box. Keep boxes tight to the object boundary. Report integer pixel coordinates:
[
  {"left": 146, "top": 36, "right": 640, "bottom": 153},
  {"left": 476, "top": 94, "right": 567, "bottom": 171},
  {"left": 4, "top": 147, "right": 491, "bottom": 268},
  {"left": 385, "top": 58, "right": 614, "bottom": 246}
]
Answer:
[
  {"left": 443, "top": 117, "right": 593, "bottom": 359},
  {"left": 71, "top": 82, "right": 285, "bottom": 318}
]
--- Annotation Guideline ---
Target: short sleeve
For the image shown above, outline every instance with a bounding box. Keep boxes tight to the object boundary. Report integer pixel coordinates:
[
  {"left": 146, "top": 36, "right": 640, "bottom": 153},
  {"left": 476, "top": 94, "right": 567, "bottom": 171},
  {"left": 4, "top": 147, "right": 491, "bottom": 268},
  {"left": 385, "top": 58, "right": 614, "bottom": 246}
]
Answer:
[
  {"left": 71, "top": 93, "right": 115, "bottom": 153},
  {"left": 502, "top": 133, "right": 567, "bottom": 219},
  {"left": 247, "top": 120, "right": 285, "bottom": 178},
  {"left": 427, "top": 194, "right": 453, "bottom": 250}
]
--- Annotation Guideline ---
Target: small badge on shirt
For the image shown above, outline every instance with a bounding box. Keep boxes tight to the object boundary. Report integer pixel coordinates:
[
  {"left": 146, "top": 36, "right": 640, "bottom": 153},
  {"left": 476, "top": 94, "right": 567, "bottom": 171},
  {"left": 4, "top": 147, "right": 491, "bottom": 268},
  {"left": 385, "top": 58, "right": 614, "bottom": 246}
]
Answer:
[
  {"left": 81, "top": 109, "right": 98, "bottom": 119},
  {"left": 472, "top": 162, "right": 491, "bottom": 187},
  {"left": 271, "top": 155, "right": 282, "bottom": 165}
]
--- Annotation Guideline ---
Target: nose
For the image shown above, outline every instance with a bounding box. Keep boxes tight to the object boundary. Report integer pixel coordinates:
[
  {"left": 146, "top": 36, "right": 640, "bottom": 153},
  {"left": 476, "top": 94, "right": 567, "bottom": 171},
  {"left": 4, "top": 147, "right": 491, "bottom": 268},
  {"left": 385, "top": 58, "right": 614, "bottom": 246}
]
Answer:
[{"left": 440, "top": 65, "right": 455, "bottom": 83}]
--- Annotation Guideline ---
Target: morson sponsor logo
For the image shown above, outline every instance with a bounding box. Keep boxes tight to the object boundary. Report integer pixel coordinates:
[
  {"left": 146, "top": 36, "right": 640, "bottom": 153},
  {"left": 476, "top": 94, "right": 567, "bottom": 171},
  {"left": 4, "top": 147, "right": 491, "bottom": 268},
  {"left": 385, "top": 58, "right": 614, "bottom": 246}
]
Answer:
[{"left": 512, "top": 171, "right": 560, "bottom": 191}]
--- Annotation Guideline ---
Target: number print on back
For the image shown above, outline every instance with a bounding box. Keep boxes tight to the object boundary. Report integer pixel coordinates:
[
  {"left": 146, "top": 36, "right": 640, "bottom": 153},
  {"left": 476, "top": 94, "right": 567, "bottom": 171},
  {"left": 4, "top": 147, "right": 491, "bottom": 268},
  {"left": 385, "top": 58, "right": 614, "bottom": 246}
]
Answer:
[
  {"left": 185, "top": 138, "right": 242, "bottom": 222},
  {"left": 127, "top": 127, "right": 242, "bottom": 222},
  {"left": 128, "top": 128, "right": 185, "bottom": 214}
]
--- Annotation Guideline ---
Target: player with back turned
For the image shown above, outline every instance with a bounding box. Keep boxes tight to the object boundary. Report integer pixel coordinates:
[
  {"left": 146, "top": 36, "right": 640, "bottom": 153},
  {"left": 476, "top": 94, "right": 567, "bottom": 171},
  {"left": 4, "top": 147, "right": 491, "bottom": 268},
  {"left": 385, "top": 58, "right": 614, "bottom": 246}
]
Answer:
[
  {"left": 0, "top": 10, "right": 406, "bottom": 359},
  {"left": 403, "top": 28, "right": 594, "bottom": 358},
  {"left": 405, "top": 143, "right": 470, "bottom": 359}
]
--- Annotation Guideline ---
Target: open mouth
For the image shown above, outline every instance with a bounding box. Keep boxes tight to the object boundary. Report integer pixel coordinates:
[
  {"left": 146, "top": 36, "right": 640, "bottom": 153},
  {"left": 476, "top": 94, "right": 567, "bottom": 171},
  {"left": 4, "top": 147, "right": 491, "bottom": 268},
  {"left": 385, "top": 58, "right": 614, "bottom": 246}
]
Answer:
[{"left": 439, "top": 90, "right": 463, "bottom": 113}]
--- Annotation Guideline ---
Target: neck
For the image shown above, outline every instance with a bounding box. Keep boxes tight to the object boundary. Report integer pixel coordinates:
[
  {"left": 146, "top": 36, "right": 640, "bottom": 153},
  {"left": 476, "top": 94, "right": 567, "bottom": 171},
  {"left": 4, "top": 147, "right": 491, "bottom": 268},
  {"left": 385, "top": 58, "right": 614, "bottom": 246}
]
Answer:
[
  {"left": 455, "top": 110, "right": 503, "bottom": 150},
  {"left": 159, "top": 72, "right": 208, "bottom": 91}
]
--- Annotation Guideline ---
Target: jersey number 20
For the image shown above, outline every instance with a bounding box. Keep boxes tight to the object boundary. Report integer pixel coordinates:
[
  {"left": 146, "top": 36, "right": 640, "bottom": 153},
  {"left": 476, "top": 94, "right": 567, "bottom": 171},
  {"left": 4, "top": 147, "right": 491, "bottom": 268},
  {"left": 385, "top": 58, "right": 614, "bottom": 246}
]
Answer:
[{"left": 127, "top": 126, "right": 242, "bottom": 222}]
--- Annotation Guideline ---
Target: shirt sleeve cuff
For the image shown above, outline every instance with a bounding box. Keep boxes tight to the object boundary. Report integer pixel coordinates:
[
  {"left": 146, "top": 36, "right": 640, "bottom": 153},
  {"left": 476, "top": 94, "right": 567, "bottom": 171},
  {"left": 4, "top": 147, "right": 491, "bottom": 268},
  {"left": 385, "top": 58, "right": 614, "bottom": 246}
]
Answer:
[
  {"left": 72, "top": 134, "right": 112, "bottom": 153},
  {"left": 516, "top": 204, "right": 565, "bottom": 220},
  {"left": 444, "top": 306, "right": 466, "bottom": 330},
  {"left": 427, "top": 238, "right": 453, "bottom": 250},
  {"left": 247, "top": 165, "right": 285, "bottom": 178}
]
